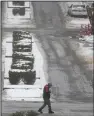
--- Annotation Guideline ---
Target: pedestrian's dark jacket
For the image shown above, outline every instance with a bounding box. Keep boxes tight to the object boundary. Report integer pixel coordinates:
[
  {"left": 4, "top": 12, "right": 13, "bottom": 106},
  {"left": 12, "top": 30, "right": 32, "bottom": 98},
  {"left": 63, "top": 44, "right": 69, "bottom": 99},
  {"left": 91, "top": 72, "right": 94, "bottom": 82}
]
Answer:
[{"left": 43, "top": 84, "right": 51, "bottom": 99}]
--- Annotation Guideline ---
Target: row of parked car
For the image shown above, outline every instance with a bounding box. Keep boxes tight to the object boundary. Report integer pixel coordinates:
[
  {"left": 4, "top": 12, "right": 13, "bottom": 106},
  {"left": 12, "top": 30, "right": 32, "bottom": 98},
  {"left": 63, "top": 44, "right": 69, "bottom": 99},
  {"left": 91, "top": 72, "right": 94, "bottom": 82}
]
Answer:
[{"left": 9, "top": 31, "right": 36, "bottom": 84}]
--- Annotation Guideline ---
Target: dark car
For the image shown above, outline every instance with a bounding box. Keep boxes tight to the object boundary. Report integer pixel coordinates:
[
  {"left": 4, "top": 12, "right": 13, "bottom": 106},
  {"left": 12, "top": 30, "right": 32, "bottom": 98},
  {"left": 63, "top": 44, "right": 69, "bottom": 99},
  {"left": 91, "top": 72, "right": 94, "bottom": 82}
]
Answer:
[
  {"left": 12, "top": 7, "right": 25, "bottom": 16},
  {"left": 68, "top": 4, "right": 88, "bottom": 18},
  {"left": 9, "top": 69, "right": 36, "bottom": 84}
]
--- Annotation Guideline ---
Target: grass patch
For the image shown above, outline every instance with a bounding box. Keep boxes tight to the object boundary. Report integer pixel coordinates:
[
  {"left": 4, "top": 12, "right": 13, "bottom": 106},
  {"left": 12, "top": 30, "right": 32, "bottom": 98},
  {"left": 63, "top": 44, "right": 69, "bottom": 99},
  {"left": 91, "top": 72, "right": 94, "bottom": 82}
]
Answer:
[{"left": 10, "top": 110, "right": 39, "bottom": 116}]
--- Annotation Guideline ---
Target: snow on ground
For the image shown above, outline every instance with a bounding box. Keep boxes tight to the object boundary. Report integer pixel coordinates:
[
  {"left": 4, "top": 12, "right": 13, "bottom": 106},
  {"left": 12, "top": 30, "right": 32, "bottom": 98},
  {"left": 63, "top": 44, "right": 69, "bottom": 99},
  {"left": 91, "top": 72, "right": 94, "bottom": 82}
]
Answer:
[
  {"left": 75, "top": 35, "right": 93, "bottom": 70},
  {"left": 66, "top": 18, "right": 90, "bottom": 29},
  {"left": 2, "top": 32, "right": 48, "bottom": 101},
  {"left": 70, "top": 18, "right": 90, "bottom": 26},
  {"left": 85, "top": 35, "right": 93, "bottom": 43},
  {"left": 78, "top": 35, "right": 93, "bottom": 60},
  {"left": 76, "top": 43, "right": 93, "bottom": 63},
  {"left": 3, "top": 89, "right": 43, "bottom": 101},
  {"left": 68, "top": 35, "right": 93, "bottom": 70}
]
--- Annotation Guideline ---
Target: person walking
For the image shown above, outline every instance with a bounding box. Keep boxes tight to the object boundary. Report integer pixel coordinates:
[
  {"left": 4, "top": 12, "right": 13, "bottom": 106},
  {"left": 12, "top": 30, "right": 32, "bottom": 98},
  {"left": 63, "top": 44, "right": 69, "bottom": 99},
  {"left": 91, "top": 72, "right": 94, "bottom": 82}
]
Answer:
[{"left": 38, "top": 83, "right": 54, "bottom": 114}]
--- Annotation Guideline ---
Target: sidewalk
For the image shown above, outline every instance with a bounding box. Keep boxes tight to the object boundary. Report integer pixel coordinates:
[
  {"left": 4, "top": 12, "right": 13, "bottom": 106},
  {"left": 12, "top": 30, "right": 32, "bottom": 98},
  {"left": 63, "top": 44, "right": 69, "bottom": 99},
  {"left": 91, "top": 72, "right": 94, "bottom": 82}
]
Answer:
[{"left": 2, "top": 101, "right": 93, "bottom": 116}]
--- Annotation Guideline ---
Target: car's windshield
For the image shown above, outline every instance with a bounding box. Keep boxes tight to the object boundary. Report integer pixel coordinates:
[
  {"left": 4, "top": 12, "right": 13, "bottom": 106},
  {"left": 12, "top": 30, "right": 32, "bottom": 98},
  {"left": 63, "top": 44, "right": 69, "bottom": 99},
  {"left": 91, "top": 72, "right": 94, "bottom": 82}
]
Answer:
[
  {"left": 72, "top": 5, "right": 85, "bottom": 8},
  {"left": 72, "top": 5, "right": 86, "bottom": 11}
]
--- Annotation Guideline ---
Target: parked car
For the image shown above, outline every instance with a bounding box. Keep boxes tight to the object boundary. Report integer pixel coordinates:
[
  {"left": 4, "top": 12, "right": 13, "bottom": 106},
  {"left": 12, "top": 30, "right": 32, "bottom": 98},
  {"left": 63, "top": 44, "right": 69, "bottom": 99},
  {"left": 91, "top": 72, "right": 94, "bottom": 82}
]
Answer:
[
  {"left": 68, "top": 4, "right": 88, "bottom": 18},
  {"left": 12, "top": 52, "right": 34, "bottom": 62},
  {"left": 12, "top": 59, "right": 33, "bottom": 69},
  {"left": 12, "top": 7, "right": 25, "bottom": 16},
  {"left": 13, "top": 31, "right": 32, "bottom": 39},
  {"left": 9, "top": 69, "right": 36, "bottom": 84},
  {"left": 13, "top": 47, "right": 31, "bottom": 52}
]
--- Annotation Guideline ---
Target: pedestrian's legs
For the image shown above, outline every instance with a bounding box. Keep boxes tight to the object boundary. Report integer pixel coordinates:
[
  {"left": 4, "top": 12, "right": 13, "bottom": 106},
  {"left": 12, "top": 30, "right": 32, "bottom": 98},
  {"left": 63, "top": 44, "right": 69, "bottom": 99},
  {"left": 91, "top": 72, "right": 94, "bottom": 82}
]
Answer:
[
  {"left": 47, "top": 99, "right": 54, "bottom": 113},
  {"left": 38, "top": 99, "right": 47, "bottom": 111},
  {"left": 47, "top": 99, "right": 51, "bottom": 111}
]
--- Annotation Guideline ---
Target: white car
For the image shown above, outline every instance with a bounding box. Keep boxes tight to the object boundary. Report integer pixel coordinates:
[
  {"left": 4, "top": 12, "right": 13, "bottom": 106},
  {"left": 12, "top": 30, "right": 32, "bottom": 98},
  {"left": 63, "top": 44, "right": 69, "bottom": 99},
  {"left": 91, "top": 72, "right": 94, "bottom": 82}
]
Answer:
[{"left": 68, "top": 4, "right": 88, "bottom": 18}]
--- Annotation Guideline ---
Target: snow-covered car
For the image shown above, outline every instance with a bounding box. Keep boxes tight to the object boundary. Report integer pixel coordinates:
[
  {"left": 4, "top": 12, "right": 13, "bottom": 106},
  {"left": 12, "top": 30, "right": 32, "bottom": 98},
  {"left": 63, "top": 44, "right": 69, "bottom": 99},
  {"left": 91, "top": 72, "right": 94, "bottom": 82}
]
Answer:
[
  {"left": 12, "top": 52, "right": 34, "bottom": 62},
  {"left": 12, "top": 59, "right": 33, "bottom": 67},
  {"left": 13, "top": 47, "right": 31, "bottom": 52},
  {"left": 11, "top": 62, "right": 33, "bottom": 69},
  {"left": 13, "top": 31, "right": 32, "bottom": 40},
  {"left": 13, "top": 43, "right": 32, "bottom": 49},
  {"left": 13, "top": 59, "right": 33, "bottom": 64},
  {"left": 68, "top": 4, "right": 88, "bottom": 18},
  {"left": 19, "top": 38, "right": 32, "bottom": 43},
  {"left": 13, "top": 52, "right": 33, "bottom": 56},
  {"left": 9, "top": 69, "right": 36, "bottom": 84},
  {"left": 15, "top": 41, "right": 31, "bottom": 46}
]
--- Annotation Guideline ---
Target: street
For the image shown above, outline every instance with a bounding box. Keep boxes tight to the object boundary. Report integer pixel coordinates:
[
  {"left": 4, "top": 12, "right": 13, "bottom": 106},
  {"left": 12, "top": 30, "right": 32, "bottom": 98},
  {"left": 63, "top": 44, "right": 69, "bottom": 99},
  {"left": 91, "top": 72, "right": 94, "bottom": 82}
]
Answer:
[{"left": 1, "top": 1, "right": 93, "bottom": 116}]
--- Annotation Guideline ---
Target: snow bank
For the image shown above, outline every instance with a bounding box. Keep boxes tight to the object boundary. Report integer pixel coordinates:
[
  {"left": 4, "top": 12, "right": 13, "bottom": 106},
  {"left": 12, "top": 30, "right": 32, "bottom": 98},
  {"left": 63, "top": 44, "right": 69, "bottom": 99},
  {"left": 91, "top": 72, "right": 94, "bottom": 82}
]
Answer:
[
  {"left": 3, "top": 88, "right": 43, "bottom": 101},
  {"left": 77, "top": 47, "right": 93, "bottom": 57},
  {"left": 84, "top": 35, "right": 93, "bottom": 43},
  {"left": 76, "top": 43, "right": 93, "bottom": 65},
  {"left": 70, "top": 19, "right": 90, "bottom": 25},
  {"left": 66, "top": 18, "right": 90, "bottom": 29},
  {"left": 79, "top": 35, "right": 93, "bottom": 43}
]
